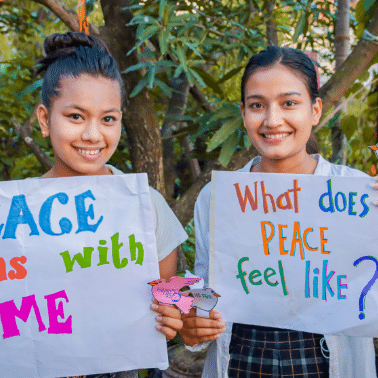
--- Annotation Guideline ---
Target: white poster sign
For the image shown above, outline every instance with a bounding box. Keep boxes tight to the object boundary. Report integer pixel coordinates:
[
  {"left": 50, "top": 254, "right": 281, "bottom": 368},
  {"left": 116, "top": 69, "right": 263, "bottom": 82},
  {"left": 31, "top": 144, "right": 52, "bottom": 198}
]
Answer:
[
  {"left": 0, "top": 174, "right": 167, "bottom": 377},
  {"left": 210, "top": 171, "right": 378, "bottom": 336}
]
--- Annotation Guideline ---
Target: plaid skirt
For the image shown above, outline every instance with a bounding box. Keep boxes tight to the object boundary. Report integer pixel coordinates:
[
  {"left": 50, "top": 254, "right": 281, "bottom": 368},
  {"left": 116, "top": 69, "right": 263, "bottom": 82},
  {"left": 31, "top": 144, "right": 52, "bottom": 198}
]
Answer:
[{"left": 228, "top": 324, "right": 329, "bottom": 378}]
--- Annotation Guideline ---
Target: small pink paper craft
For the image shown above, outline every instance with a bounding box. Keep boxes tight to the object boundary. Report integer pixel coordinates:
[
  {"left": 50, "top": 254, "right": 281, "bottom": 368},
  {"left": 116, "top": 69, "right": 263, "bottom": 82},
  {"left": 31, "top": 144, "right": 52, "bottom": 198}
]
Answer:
[{"left": 148, "top": 276, "right": 202, "bottom": 314}]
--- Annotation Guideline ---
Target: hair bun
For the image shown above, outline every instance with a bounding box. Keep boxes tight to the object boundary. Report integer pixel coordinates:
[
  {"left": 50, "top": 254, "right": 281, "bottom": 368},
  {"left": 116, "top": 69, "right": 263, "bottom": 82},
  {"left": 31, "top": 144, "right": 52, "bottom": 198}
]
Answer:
[
  {"left": 44, "top": 31, "right": 110, "bottom": 56},
  {"left": 36, "top": 31, "right": 111, "bottom": 76}
]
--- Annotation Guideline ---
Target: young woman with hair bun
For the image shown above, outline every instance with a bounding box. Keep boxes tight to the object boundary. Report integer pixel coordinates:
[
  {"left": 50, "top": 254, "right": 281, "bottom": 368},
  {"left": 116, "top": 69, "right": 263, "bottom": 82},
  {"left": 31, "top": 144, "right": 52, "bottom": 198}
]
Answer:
[{"left": 34, "top": 31, "right": 187, "bottom": 378}]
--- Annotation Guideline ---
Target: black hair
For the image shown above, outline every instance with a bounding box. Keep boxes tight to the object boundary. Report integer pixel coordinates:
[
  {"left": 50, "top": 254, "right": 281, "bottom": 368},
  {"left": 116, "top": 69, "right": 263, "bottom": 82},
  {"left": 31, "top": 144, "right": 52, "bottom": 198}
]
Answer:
[
  {"left": 240, "top": 46, "right": 319, "bottom": 105},
  {"left": 36, "top": 31, "right": 125, "bottom": 108}
]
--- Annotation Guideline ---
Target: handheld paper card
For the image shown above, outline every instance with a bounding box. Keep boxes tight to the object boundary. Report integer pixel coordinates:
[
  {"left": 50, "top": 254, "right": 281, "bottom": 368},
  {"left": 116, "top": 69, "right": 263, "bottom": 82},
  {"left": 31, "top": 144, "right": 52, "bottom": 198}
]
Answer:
[
  {"left": 0, "top": 174, "right": 167, "bottom": 378},
  {"left": 210, "top": 171, "right": 378, "bottom": 336},
  {"left": 148, "top": 276, "right": 202, "bottom": 314}
]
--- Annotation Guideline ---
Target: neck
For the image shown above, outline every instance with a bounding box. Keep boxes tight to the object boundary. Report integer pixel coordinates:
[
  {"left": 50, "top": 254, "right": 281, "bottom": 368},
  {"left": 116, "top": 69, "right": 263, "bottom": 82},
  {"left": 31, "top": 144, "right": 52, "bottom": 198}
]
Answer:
[{"left": 253, "top": 152, "right": 317, "bottom": 175}]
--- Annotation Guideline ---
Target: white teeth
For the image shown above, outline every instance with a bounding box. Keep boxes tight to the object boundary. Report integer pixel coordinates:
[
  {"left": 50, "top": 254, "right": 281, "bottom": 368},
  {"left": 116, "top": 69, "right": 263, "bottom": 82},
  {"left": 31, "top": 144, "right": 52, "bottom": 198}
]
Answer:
[
  {"left": 264, "top": 133, "right": 290, "bottom": 139},
  {"left": 77, "top": 149, "right": 101, "bottom": 155}
]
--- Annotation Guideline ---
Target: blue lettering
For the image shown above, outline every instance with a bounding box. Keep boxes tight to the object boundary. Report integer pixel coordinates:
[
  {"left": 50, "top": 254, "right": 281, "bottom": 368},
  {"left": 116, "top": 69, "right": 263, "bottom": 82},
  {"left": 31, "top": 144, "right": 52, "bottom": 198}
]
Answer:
[
  {"left": 3, "top": 195, "right": 39, "bottom": 239},
  {"left": 75, "top": 190, "right": 103, "bottom": 233},
  {"left": 39, "top": 193, "right": 72, "bottom": 236}
]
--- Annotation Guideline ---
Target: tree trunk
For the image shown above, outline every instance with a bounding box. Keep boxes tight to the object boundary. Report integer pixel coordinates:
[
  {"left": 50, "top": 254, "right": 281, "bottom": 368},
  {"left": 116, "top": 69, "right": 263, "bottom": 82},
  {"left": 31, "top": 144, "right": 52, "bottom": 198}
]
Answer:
[
  {"left": 266, "top": 0, "right": 278, "bottom": 46},
  {"left": 161, "top": 73, "right": 192, "bottom": 199},
  {"left": 99, "top": 0, "right": 165, "bottom": 193},
  {"left": 330, "top": 0, "right": 350, "bottom": 165}
]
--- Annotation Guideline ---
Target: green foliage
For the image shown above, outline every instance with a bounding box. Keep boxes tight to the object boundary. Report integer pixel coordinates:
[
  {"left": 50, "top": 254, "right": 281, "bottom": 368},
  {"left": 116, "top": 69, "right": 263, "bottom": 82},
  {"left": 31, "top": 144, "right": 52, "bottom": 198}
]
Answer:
[{"left": 181, "top": 219, "right": 196, "bottom": 273}]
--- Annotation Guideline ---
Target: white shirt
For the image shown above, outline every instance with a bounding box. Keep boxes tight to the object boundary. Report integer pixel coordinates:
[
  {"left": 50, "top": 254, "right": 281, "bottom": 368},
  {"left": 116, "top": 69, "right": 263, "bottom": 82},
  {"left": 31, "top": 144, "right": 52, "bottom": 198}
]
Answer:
[
  {"left": 108, "top": 165, "right": 188, "bottom": 262},
  {"left": 193, "top": 155, "right": 377, "bottom": 378}
]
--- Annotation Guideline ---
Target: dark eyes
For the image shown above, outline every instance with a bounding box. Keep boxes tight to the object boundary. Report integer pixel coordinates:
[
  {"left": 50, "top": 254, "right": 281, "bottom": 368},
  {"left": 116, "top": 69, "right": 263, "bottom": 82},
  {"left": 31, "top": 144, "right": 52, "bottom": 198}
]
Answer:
[
  {"left": 68, "top": 113, "right": 82, "bottom": 120},
  {"left": 284, "top": 100, "right": 296, "bottom": 106},
  {"left": 68, "top": 114, "right": 117, "bottom": 123},
  {"left": 248, "top": 100, "right": 297, "bottom": 109},
  {"left": 103, "top": 116, "right": 116, "bottom": 123}
]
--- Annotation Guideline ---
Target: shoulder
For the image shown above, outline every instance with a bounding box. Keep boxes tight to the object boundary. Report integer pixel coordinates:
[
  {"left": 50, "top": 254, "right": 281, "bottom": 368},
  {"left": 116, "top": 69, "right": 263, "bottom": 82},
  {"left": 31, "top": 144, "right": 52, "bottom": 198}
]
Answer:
[{"left": 314, "top": 155, "right": 369, "bottom": 178}]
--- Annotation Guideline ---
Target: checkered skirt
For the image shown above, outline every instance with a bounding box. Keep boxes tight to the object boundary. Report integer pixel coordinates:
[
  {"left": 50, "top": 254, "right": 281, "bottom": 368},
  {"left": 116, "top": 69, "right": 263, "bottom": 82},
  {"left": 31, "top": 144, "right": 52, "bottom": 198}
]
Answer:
[{"left": 228, "top": 324, "right": 329, "bottom": 378}]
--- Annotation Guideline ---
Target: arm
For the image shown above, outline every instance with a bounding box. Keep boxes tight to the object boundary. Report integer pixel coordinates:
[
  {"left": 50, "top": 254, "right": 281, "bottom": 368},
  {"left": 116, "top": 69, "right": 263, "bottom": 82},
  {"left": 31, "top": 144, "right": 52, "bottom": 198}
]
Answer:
[{"left": 179, "top": 185, "right": 226, "bottom": 346}]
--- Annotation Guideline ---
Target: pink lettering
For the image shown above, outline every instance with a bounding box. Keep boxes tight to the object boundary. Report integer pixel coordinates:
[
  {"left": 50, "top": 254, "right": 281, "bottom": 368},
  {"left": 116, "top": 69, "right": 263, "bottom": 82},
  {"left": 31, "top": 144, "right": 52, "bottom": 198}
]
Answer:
[
  {"left": 44, "top": 290, "right": 72, "bottom": 334},
  {"left": 0, "top": 295, "right": 46, "bottom": 339}
]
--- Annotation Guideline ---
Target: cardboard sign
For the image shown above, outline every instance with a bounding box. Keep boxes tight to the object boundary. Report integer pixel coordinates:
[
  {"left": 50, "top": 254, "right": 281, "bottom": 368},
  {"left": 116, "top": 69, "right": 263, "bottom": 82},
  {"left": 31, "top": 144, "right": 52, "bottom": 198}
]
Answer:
[
  {"left": 210, "top": 171, "right": 378, "bottom": 336},
  {"left": 0, "top": 174, "right": 168, "bottom": 377}
]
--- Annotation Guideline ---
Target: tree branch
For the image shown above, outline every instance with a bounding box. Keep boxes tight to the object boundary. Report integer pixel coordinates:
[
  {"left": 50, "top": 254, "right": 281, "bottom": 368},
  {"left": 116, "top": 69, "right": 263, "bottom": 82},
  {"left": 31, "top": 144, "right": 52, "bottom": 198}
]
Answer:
[
  {"left": 10, "top": 109, "right": 53, "bottom": 171},
  {"left": 172, "top": 146, "right": 258, "bottom": 227},
  {"left": 189, "top": 85, "right": 216, "bottom": 112},
  {"left": 319, "top": 5, "right": 378, "bottom": 116},
  {"left": 31, "top": 0, "right": 99, "bottom": 35}
]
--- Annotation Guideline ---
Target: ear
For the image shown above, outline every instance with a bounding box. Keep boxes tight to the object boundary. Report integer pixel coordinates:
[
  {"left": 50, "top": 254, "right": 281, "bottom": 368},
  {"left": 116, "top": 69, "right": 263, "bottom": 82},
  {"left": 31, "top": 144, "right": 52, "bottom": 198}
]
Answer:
[
  {"left": 240, "top": 102, "right": 245, "bottom": 122},
  {"left": 36, "top": 104, "right": 50, "bottom": 137},
  {"left": 311, "top": 97, "right": 322, "bottom": 126}
]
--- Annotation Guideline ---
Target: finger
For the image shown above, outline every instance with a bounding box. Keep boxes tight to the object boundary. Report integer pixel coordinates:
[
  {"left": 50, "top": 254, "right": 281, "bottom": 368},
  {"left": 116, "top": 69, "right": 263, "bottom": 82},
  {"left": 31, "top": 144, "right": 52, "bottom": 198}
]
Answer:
[
  {"left": 182, "top": 326, "right": 226, "bottom": 338},
  {"left": 208, "top": 310, "right": 222, "bottom": 320},
  {"left": 156, "top": 315, "right": 183, "bottom": 332},
  {"left": 181, "top": 308, "right": 198, "bottom": 320},
  {"left": 180, "top": 332, "right": 222, "bottom": 347},
  {"left": 156, "top": 323, "right": 177, "bottom": 340},
  {"left": 151, "top": 303, "right": 181, "bottom": 318},
  {"left": 184, "top": 316, "right": 225, "bottom": 329}
]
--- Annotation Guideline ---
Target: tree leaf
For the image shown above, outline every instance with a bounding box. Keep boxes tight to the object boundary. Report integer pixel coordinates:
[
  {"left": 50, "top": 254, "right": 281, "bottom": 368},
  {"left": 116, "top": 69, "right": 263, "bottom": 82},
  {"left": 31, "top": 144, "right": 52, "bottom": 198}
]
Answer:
[
  {"left": 340, "top": 115, "right": 358, "bottom": 140},
  {"left": 217, "top": 66, "right": 244, "bottom": 84},
  {"left": 159, "top": 28, "right": 169, "bottom": 55},
  {"left": 218, "top": 131, "right": 240, "bottom": 167},
  {"left": 122, "top": 62, "right": 150, "bottom": 74},
  {"left": 363, "top": 0, "right": 376, "bottom": 12},
  {"left": 16, "top": 79, "right": 43, "bottom": 98},
  {"left": 293, "top": 12, "right": 306, "bottom": 43},
  {"left": 129, "top": 75, "right": 149, "bottom": 98},
  {"left": 207, "top": 116, "right": 242, "bottom": 152},
  {"left": 191, "top": 67, "right": 223, "bottom": 94}
]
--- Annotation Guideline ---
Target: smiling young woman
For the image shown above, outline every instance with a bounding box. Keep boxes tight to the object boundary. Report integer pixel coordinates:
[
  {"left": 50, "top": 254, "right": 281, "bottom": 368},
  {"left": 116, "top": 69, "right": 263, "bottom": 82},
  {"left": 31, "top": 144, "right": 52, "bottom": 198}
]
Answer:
[
  {"left": 32, "top": 31, "right": 188, "bottom": 378},
  {"left": 180, "top": 46, "right": 378, "bottom": 378},
  {"left": 241, "top": 63, "right": 322, "bottom": 175},
  {"left": 37, "top": 74, "right": 122, "bottom": 178}
]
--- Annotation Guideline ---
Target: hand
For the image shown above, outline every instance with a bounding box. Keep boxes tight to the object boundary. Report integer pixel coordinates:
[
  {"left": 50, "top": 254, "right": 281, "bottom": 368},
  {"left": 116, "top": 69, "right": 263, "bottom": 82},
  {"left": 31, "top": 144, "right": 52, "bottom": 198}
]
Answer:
[
  {"left": 151, "top": 298, "right": 183, "bottom": 341},
  {"left": 179, "top": 308, "right": 226, "bottom": 347}
]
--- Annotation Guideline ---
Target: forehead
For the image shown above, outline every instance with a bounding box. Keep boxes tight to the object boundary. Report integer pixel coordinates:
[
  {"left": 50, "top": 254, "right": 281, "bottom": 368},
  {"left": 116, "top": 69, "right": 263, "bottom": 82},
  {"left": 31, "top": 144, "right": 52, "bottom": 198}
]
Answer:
[
  {"left": 56, "top": 74, "right": 121, "bottom": 108},
  {"left": 245, "top": 63, "right": 310, "bottom": 95}
]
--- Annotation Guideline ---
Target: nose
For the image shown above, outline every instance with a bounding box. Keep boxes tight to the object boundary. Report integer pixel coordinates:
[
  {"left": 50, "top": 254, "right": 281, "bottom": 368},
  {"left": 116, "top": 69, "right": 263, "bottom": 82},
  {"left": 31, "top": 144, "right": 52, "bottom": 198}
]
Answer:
[
  {"left": 81, "top": 119, "right": 103, "bottom": 143},
  {"left": 264, "top": 104, "right": 284, "bottom": 128}
]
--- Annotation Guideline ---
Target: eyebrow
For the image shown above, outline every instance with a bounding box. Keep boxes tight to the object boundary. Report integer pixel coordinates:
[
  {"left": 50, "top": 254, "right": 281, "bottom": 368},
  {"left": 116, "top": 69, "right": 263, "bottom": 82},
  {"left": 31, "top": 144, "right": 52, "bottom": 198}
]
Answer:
[
  {"left": 246, "top": 92, "right": 302, "bottom": 100},
  {"left": 63, "top": 105, "right": 121, "bottom": 113}
]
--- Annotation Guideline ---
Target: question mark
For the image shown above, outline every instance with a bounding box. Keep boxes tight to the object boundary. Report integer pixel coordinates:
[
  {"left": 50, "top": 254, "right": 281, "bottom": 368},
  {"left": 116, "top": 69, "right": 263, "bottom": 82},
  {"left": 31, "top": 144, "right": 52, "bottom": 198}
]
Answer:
[{"left": 353, "top": 256, "right": 378, "bottom": 320}]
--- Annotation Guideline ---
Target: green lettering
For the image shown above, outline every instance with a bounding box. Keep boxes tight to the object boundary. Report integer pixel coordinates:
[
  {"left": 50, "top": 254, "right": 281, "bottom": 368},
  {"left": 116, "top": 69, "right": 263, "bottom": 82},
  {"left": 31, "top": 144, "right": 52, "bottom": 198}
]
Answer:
[
  {"left": 60, "top": 247, "right": 93, "bottom": 273},
  {"left": 129, "top": 234, "right": 144, "bottom": 265},
  {"left": 111, "top": 233, "right": 128, "bottom": 269}
]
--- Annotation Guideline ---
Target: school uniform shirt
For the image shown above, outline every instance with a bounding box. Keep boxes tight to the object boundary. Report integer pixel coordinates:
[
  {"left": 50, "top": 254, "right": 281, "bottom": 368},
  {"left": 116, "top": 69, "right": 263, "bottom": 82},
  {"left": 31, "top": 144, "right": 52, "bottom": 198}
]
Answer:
[{"left": 193, "top": 154, "right": 377, "bottom": 378}]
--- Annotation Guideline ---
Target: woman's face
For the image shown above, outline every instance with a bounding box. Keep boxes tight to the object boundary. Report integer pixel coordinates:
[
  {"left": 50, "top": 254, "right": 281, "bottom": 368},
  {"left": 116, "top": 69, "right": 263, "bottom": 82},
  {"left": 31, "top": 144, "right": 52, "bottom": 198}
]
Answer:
[
  {"left": 241, "top": 63, "right": 322, "bottom": 165},
  {"left": 37, "top": 74, "right": 122, "bottom": 178}
]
